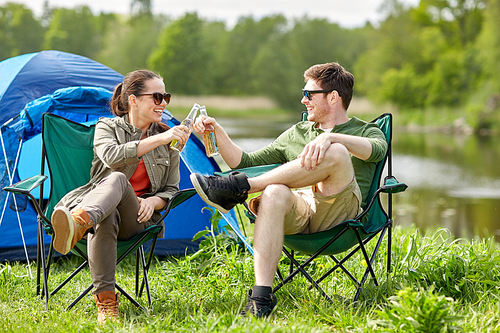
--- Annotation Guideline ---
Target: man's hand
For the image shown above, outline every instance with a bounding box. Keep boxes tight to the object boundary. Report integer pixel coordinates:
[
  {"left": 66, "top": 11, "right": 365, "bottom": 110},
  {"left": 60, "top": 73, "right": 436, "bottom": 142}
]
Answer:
[
  {"left": 193, "top": 114, "right": 217, "bottom": 134},
  {"left": 299, "top": 133, "right": 334, "bottom": 171}
]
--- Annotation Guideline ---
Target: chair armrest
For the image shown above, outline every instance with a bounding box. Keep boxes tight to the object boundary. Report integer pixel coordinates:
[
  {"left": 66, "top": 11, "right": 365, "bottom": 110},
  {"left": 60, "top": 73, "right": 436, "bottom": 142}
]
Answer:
[
  {"left": 169, "top": 188, "right": 197, "bottom": 210},
  {"left": 380, "top": 176, "right": 408, "bottom": 194},
  {"left": 3, "top": 175, "right": 48, "bottom": 195},
  {"left": 153, "top": 188, "right": 197, "bottom": 227},
  {"left": 214, "top": 163, "right": 282, "bottom": 178}
]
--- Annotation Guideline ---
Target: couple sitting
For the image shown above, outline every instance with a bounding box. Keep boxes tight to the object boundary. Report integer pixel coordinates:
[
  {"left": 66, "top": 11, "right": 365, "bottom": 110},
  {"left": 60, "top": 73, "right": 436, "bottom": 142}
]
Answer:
[{"left": 49, "top": 61, "right": 387, "bottom": 322}]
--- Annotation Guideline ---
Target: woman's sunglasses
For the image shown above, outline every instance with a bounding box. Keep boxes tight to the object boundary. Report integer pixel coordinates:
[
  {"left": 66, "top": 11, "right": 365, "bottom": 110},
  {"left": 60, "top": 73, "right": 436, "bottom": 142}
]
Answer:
[{"left": 136, "top": 92, "right": 171, "bottom": 105}]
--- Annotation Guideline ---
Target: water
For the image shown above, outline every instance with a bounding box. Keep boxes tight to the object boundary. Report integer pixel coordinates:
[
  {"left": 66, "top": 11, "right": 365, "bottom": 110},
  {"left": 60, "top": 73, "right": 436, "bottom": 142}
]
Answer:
[{"left": 215, "top": 117, "right": 500, "bottom": 241}]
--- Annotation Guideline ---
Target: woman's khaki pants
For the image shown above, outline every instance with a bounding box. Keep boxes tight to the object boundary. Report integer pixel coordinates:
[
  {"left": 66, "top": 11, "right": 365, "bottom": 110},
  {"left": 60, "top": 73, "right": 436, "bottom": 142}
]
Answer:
[{"left": 73, "top": 172, "right": 145, "bottom": 295}]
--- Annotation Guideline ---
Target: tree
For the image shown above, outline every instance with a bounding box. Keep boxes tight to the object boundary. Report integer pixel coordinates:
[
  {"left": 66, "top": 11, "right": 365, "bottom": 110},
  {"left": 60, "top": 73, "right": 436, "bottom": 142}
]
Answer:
[
  {"left": 0, "top": 3, "right": 44, "bottom": 61},
  {"left": 212, "top": 15, "right": 289, "bottom": 95},
  {"left": 148, "top": 13, "right": 211, "bottom": 95},
  {"left": 414, "top": 0, "right": 486, "bottom": 48},
  {"left": 467, "top": 0, "right": 500, "bottom": 130},
  {"left": 354, "top": 1, "right": 423, "bottom": 104},
  {"left": 250, "top": 23, "right": 300, "bottom": 109},
  {"left": 96, "top": 14, "right": 166, "bottom": 75},
  {"left": 474, "top": 0, "right": 500, "bottom": 86},
  {"left": 130, "top": 0, "right": 151, "bottom": 17},
  {"left": 43, "top": 6, "right": 97, "bottom": 58}
]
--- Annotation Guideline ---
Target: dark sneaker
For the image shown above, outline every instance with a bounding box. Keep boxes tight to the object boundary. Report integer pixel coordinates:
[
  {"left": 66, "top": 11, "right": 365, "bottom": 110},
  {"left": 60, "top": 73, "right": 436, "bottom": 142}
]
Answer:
[
  {"left": 241, "top": 288, "right": 277, "bottom": 318},
  {"left": 190, "top": 171, "right": 250, "bottom": 214}
]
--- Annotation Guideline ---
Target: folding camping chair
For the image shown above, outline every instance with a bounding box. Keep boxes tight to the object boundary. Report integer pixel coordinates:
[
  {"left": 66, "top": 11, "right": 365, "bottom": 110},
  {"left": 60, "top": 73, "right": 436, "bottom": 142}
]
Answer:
[
  {"left": 3, "top": 113, "right": 196, "bottom": 311},
  {"left": 218, "top": 112, "right": 407, "bottom": 302}
]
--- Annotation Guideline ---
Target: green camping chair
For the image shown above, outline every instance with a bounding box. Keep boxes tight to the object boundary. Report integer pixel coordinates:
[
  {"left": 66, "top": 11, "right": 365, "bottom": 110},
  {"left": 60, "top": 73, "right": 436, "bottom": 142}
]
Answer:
[
  {"left": 3, "top": 113, "right": 196, "bottom": 311},
  {"left": 218, "top": 112, "right": 407, "bottom": 302}
]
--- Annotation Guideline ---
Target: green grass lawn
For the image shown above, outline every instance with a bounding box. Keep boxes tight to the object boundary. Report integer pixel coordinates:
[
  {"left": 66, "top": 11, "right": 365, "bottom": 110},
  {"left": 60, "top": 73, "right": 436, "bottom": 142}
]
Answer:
[{"left": 1, "top": 221, "right": 500, "bottom": 332}]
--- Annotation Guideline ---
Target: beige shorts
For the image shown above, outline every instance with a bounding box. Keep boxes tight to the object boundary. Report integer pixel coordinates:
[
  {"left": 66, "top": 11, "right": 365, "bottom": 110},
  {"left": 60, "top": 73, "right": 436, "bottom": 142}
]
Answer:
[{"left": 248, "top": 179, "right": 362, "bottom": 235}]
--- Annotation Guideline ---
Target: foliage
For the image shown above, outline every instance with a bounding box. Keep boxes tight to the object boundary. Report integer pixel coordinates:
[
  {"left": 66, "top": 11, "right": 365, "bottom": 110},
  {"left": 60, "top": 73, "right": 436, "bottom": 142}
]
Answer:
[
  {"left": 372, "top": 287, "right": 462, "bottom": 332},
  {"left": 189, "top": 207, "right": 246, "bottom": 273},
  {"left": 148, "top": 13, "right": 212, "bottom": 95},
  {"left": 0, "top": 3, "right": 44, "bottom": 59},
  {"left": 96, "top": 14, "right": 166, "bottom": 75},
  {"left": 43, "top": 6, "right": 98, "bottom": 58}
]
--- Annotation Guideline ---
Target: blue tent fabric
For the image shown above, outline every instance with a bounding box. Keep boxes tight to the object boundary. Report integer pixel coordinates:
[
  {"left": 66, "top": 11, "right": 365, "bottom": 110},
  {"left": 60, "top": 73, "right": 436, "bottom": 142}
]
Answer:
[
  {"left": 0, "top": 50, "right": 123, "bottom": 126},
  {"left": 0, "top": 51, "right": 248, "bottom": 262}
]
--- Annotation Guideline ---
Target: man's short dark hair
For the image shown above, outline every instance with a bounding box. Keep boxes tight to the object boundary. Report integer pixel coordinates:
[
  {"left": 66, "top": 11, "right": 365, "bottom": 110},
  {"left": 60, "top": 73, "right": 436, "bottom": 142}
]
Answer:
[{"left": 304, "top": 62, "right": 354, "bottom": 110}]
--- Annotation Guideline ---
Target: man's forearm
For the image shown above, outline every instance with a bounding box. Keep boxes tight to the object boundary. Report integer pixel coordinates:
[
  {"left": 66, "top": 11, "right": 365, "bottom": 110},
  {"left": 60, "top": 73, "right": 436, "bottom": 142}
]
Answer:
[
  {"left": 214, "top": 124, "right": 244, "bottom": 168},
  {"left": 330, "top": 133, "right": 373, "bottom": 161}
]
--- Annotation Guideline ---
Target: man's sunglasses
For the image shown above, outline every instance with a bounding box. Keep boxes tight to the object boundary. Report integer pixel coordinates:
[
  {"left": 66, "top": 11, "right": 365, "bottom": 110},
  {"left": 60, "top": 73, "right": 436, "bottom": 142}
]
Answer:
[
  {"left": 302, "top": 89, "right": 333, "bottom": 100},
  {"left": 136, "top": 92, "right": 171, "bottom": 105}
]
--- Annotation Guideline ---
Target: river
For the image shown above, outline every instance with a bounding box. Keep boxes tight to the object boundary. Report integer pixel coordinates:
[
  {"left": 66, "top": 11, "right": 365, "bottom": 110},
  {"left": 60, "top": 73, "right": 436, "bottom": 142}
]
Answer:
[{"left": 213, "top": 117, "right": 500, "bottom": 242}]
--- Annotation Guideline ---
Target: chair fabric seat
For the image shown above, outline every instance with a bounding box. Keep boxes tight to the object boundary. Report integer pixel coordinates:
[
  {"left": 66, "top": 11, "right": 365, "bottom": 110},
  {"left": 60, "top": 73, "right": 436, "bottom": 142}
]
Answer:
[{"left": 283, "top": 221, "right": 368, "bottom": 255}]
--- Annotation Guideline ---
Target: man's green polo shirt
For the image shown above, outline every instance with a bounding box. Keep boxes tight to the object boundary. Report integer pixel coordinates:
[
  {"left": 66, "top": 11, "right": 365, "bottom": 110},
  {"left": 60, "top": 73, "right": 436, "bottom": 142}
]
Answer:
[{"left": 236, "top": 116, "right": 388, "bottom": 206}]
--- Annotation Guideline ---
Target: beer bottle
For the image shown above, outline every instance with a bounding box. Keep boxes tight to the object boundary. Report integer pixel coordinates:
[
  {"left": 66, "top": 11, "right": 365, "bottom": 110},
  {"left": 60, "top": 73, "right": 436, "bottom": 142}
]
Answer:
[
  {"left": 170, "top": 103, "right": 200, "bottom": 152},
  {"left": 199, "top": 105, "right": 219, "bottom": 157}
]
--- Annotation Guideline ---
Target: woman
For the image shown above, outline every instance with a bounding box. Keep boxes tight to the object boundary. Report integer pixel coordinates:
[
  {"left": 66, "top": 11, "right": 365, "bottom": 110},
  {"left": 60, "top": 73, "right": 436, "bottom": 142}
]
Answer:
[{"left": 50, "top": 70, "right": 189, "bottom": 323}]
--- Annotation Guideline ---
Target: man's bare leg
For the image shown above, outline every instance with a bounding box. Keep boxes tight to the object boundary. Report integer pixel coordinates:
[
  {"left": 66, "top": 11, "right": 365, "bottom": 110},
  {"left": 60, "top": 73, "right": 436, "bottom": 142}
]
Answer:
[
  {"left": 253, "top": 184, "right": 293, "bottom": 286},
  {"left": 248, "top": 143, "right": 354, "bottom": 196},
  {"left": 252, "top": 143, "right": 355, "bottom": 286}
]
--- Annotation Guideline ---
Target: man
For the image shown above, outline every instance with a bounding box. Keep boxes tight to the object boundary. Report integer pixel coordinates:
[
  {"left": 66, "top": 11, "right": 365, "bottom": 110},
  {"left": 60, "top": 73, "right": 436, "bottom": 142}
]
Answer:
[{"left": 190, "top": 62, "right": 388, "bottom": 317}]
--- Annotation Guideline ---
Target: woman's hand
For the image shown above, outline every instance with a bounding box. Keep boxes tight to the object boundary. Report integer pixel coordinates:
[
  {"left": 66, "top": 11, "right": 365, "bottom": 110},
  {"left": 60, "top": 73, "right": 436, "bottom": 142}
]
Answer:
[
  {"left": 137, "top": 197, "right": 166, "bottom": 223},
  {"left": 193, "top": 114, "right": 216, "bottom": 134},
  {"left": 160, "top": 125, "right": 190, "bottom": 145}
]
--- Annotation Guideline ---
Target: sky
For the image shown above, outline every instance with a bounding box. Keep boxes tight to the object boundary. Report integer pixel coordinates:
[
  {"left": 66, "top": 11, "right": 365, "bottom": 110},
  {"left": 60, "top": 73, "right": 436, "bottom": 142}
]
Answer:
[{"left": 1, "top": 0, "right": 420, "bottom": 28}]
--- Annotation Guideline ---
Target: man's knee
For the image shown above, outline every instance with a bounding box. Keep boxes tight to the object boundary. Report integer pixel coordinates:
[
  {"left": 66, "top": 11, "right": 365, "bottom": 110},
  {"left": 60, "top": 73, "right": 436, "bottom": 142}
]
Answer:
[
  {"left": 324, "top": 143, "right": 351, "bottom": 166},
  {"left": 260, "top": 184, "right": 294, "bottom": 211}
]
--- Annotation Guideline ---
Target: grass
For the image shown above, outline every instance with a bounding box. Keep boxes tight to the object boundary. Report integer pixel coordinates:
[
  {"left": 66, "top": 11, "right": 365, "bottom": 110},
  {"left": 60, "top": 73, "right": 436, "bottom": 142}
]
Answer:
[{"left": 1, "top": 216, "right": 500, "bottom": 332}]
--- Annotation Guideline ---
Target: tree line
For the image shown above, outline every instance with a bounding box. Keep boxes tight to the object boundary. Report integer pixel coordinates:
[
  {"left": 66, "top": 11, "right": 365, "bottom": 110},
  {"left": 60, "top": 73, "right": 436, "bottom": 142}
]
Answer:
[{"left": 1, "top": 0, "right": 499, "bottom": 129}]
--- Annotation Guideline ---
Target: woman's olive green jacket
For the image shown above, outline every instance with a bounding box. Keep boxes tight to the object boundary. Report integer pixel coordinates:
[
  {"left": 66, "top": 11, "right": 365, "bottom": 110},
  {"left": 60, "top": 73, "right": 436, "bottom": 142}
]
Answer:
[{"left": 57, "top": 114, "right": 180, "bottom": 237}]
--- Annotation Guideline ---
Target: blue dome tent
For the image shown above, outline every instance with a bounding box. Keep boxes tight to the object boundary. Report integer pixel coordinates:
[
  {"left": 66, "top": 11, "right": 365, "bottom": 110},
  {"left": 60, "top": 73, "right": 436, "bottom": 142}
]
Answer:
[{"left": 0, "top": 51, "right": 248, "bottom": 262}]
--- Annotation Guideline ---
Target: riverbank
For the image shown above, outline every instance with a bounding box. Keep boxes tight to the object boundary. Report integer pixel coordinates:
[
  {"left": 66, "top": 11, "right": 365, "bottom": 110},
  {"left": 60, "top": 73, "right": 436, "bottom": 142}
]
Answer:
[{"left": 0, "top": 224, "right": 499, "bottom": 332}]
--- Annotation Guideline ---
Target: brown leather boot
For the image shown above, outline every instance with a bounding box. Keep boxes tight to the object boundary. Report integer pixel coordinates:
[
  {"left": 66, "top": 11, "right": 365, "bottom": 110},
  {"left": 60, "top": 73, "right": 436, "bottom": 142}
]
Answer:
[
  {"left": 52, "top": 207, "right": 92, "bottom": 254},
  {"left": 94, "top": 290, "right": 120, "bottom": 323}
]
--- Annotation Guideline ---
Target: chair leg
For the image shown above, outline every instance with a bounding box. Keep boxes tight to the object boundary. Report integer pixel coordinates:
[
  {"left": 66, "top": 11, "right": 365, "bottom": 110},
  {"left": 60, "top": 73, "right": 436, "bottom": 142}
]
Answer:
[
  {"left": 314, "top": 232, "right": 380, "bottom": 288},
  {"left": 322, "top": 254, "right": 361, "bottom": 287},
  {"left": 50, "top": 260, "right": 88, "bottom": 296},
  {"left": 387, "top": 223, "right": 392, "bottom": 274},
  {"left": 275, "top": 269, "right": 284, "bottom": 282},
  {"left": 353, "top": 227, "right": 388, "bottom": 301},
  {"left": 135, "top": 249, "right": 140, "bottom": 296},
  {"left": 38, "top": 223, "right": 49, "bottom": 309},
  {"left": 36, "top": 225, "right": 42, "bottom": 297},
  {"left": 138, "top": 246, "right": 153, "bottom": 311},
  {"left": 273, "top": 248, "right": 334, "bottom": 303},
  {"left": 354, "top": 229, "right": 377, "bottom": 283},
  {"left": 42, "top": 237, "right": 55, "bottom": 296},
  {"left": 139, "top": 237, "right": 158, "bottom": 298},
  {"left": 67, "top": 284, "right": 93, "bottom": 311},
  {"left": 116, "top": 283, "right": 145, "bottom": 311}
]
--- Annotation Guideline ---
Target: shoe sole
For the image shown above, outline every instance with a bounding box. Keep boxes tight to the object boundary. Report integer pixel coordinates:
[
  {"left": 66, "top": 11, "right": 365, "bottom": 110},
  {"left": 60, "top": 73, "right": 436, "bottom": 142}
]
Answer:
[
  {"left": 52, "top": 207, "right": 74, "bottom": 254},
  {"left": 190, "top": 173, "right": 230, "bottom": 214}
]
